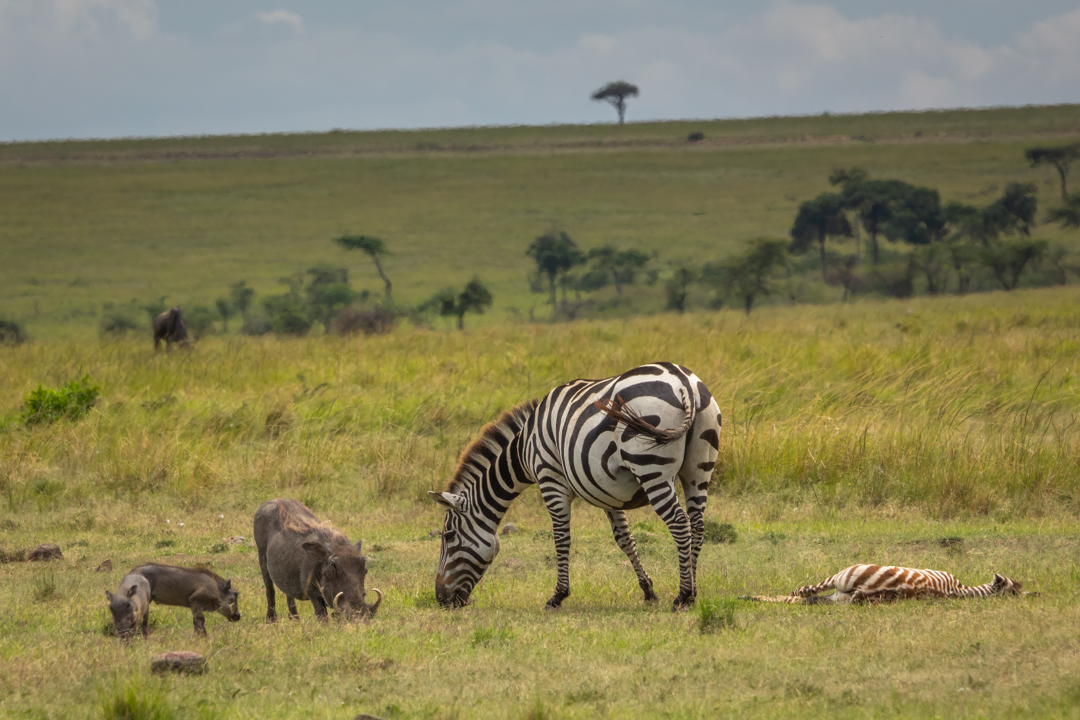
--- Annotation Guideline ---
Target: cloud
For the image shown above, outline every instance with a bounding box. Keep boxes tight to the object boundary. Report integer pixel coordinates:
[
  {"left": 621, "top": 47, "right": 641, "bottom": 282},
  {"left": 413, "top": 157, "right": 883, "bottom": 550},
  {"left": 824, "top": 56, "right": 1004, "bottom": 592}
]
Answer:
[{"left": 256, "top": 9, "right": 303, "bottom": 34}]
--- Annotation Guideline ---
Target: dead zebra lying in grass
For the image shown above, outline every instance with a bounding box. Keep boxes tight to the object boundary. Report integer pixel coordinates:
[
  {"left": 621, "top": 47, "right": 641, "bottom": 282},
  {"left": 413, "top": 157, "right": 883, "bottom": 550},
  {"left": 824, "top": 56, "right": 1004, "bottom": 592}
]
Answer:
[{"left": 741, "top": 564, "right": 1031, "bottom": 605}]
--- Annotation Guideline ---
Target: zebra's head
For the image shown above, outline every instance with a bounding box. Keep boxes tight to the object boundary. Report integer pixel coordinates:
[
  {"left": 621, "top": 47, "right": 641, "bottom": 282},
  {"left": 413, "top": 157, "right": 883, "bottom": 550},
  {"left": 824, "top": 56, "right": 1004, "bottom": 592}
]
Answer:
[
  {"left": 991, "top": 573, "right": 1023, "bottom": 596},
  {"left": 429, "top": 490, "right": 501, "bottom": 608}
]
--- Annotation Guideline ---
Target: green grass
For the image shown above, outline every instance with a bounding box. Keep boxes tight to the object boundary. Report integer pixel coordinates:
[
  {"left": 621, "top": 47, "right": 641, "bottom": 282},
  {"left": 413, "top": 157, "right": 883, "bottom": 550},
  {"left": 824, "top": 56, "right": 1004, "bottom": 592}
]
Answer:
[
  {"left": 2, "top": 105, "right": 1079, "bottom": 340},
  {"left": 0, "top": 287, "right": 1078, "bottom": 716}
]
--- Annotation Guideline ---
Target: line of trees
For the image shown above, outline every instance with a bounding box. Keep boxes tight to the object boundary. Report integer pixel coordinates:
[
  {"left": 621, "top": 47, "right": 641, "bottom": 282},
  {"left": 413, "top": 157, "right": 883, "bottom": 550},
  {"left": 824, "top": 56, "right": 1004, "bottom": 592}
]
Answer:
[{"left": 84, "top": 142, "right": 1079, "bottom": 340}]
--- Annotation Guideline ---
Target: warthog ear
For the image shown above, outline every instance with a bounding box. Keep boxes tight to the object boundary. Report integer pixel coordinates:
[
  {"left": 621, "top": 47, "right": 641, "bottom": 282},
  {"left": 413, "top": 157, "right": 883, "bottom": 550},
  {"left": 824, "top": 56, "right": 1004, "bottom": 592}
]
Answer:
[
  {"left": 428, "top": 491, "right": 466, "bottom": 512},
  {"left": 355, "top": 538, "right": 363, "bottom": 554},
  {"left": 106, "top": 590, "right": 114, "bottom": 601},
  {"left": 220, "top": 579, "right": 232, "bottom": 593},
  {"left": 126, "top": 585, "right": 139, "bottom": 598}
]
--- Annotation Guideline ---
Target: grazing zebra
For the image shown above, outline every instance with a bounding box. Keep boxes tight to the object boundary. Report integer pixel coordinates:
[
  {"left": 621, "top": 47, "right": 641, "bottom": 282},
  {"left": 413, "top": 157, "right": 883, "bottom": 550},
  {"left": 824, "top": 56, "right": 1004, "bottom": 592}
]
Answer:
[
  {"left": 429, "top": 362, "right": 722, "bottom": 611},
  {"left": 740, "top": 564, "right": 1025, "bottom": 604}
]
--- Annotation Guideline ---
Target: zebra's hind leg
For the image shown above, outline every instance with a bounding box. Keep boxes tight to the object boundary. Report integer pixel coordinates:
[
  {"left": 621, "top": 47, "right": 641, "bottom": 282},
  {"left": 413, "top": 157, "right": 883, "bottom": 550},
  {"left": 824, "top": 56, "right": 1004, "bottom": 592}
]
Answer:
[
  {"left": 605, "top": 510, "right": 658, "bottom": 603},
  {"left": 640, "top": 481, "right": 696, "bottom": 611}
]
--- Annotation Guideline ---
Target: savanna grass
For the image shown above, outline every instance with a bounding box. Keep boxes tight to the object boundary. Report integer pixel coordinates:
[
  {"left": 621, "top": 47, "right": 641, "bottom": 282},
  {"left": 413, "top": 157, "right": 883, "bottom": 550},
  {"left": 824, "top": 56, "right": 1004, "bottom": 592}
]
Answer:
[{"left": 1, "top": 287, "right": 1079, "bottom": 718}]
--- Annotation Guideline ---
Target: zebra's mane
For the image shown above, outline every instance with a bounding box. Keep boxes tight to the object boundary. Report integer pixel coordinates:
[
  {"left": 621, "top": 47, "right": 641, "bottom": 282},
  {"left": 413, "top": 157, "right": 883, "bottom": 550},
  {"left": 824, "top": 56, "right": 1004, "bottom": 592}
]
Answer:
[{"left": 446, "top": 399, "right": 538, "bottom": 494}]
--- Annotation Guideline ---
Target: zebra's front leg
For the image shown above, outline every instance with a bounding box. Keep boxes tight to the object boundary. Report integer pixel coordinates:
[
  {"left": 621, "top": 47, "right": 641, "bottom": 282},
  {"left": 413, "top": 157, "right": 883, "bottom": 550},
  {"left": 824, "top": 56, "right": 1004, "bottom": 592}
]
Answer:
[
  {"left": 541, "top": 484, "right": 573, "bottom": 610},
  {"left": 644, "top": 482, "right": 696, "bottom": 611},
  {"left": 605, "top": 509, "right": 658, "bottom": 602}
]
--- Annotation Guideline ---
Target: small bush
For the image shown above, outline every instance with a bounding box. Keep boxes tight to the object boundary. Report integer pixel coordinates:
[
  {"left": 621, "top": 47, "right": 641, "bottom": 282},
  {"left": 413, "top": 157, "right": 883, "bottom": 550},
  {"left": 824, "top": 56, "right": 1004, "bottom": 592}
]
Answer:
[
  {"left": 33, "top": 573, "right": 58, "bottom": 602},
  {"left": 100, "top": 310, "right": 142, "bottom": 335},
  {"left": 97, "top": 677, "right": 173, "bottom": 720},
  {"left": 239, "top": 315, "right": 272, "bottom": 336},
  {"left": 333, "top": 306, "right": 396, "bottom": 335},
  {"left": 183, "top": 305, "right": 218, "bottom": 339},
  {"left": 703, "top": 520, "right": 738, "bottom": 544},
  {"left": 697, "top": 597, "right": 739, "bottom": 634},
  {"left": 687, "top": 131, "right": 705, "bottom": 142},
  {"left": 22, "top": 375, "right": 100, "bottom": 425}
]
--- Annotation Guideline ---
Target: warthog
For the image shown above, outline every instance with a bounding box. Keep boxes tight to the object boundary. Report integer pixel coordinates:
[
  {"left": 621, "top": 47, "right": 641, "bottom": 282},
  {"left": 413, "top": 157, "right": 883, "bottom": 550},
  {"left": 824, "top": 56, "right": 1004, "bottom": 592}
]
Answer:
[
  {"left": 254, "top": 498, "right": 382, "bottom": 622},
  {"left": 130, "top": 563, "right": 240, "bottom": 635},
  {"left": 153, "top": 306, "right": 189, "bottom": 351},
  {"left": 107, "top": 573, "right": 151, "bottom": 640}
]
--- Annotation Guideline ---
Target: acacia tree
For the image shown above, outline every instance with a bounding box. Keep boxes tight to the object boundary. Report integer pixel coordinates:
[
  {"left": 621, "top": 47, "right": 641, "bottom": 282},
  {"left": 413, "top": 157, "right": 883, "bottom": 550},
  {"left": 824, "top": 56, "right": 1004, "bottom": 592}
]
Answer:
[
  {"left": 789, "top": 192, "right": 853, "bottom": 280},
  {"left": 1026, "top": 144, "right": 1080, "bottom": 199},
  {"left": 591, "top": 81, "right": 639, "bottom": 125},
  {"left": 426, "top": 278, "right": 493, "bottom": 330},
  {"left": 705, "top": 238, "right": 789, "bottom": 314},
  {"left": 583, "top": 245, "right": 650, "bottom": 294},
  {"left": 527, "top": 230, "right": 583, "bottom": 306},
  {"left": 335, "top": 235, "right": 393, "bottom": 301},
  {"left": 215, "top": 297, "right": 235, "bottom": 333}
]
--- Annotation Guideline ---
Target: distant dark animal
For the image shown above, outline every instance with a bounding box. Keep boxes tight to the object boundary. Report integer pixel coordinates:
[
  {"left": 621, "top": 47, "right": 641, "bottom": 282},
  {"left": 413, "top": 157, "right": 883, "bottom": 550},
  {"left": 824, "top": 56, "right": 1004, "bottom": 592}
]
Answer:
[
  {"left": 740, "top": 564, "right": 1026, "bottom": 604},
  {"left": 430, "top": 362, "right": 721, "bottom": 611},
  {"left": 254, "top": 498, "right": 382, "bottom": 622},
  {"left": 130, "top": 563, "right": 240, "bottom": 634},
  {"left": 152, "top": 306, "right": 189, "bottom": 351},
  {"left": 107, "top": 573, "right": 151, "bottom": 640}
]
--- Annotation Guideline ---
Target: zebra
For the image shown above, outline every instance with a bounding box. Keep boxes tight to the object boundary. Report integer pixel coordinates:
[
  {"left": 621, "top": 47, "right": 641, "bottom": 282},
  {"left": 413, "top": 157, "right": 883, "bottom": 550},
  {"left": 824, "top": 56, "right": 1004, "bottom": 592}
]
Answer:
[
  {"left": 429, "top": 362, "right": 722, "bottom": 611},
  {"left": 740, "top": 564, "right": 1026, "bottom": 604}
]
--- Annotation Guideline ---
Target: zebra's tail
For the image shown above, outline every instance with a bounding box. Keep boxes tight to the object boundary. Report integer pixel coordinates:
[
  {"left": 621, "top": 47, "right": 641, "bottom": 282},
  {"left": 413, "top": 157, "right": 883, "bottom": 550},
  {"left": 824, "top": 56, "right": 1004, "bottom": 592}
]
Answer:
[{"left": 594, "top": 387, "right": 693, "bottom": 447}]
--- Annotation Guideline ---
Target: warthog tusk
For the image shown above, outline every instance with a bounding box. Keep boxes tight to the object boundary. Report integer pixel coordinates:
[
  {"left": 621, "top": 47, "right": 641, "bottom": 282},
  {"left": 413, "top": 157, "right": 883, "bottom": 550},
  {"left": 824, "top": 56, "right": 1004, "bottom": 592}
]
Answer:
[
  {"left": 333, "top": 592, "right": 344, "bottom": 614},
  {"left": 369, "top": 588, "right": 383, "bottom": 616}
]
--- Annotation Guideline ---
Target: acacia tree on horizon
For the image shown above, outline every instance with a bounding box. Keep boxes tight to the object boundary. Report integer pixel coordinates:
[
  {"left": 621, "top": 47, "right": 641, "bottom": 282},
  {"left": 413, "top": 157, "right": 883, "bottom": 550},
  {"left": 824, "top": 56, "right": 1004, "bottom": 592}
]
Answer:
[{"left": 591, "top": 81, "right": 639, "bottom": 125}]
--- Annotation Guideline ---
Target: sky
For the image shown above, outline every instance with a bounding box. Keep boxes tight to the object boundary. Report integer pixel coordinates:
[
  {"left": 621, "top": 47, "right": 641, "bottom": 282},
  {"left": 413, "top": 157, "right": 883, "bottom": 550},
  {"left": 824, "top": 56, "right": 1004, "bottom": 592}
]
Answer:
[{"left": 1, "top": 0, "right": 1078, "bottom": 142}]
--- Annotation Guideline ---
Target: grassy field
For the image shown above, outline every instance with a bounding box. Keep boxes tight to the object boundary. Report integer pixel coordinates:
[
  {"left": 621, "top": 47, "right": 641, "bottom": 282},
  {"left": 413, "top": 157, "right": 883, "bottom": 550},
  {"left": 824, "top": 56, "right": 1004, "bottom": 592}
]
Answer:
[
  {"left": 2, "top": 105, "right": 1080, "bottom": 339},
  {"left": 1, "top": 285, "right": 1079, "bottom": 718}
]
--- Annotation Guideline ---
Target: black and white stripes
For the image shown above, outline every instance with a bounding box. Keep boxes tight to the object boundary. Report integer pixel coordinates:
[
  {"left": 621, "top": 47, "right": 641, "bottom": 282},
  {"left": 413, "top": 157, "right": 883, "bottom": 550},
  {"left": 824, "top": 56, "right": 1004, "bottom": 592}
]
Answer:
[
  {"left": 429, "top": 362, "right": 722, "bottom": 611},
  {"left": 741, "top": 564, "right": 1025, "bottom": 604}
]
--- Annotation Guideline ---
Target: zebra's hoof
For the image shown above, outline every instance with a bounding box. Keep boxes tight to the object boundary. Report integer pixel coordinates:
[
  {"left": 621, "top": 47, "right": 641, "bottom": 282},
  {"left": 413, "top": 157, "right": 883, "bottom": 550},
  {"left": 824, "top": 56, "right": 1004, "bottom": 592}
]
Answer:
[{"left": 671, "top": 596, "right": 695, "bottom": 612}]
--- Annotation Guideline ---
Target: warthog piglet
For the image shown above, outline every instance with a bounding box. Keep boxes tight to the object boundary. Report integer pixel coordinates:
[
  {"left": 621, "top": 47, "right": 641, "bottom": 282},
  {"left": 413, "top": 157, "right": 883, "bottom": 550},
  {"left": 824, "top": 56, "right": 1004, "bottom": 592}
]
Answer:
[
  {"left": 130, "top": 563, "right": 240, "bottom": 635},
  {"left": 107, "top": 573, "right": 151, "bottom": 640}
]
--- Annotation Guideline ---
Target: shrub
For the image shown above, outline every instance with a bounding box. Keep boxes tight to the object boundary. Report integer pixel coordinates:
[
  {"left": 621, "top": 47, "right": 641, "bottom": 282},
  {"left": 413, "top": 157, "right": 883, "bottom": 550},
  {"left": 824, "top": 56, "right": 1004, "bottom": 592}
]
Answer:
[
  {"left": 99, "top": 310, "right": 142, "bottom": 335},
  {"left": 22, "top": 375, "right": 100, "bottom": 425},
  {"left": 183, "top": 305, "right": 218, "bottom": 339},
  {"left": 332, "top": 306, "right": 396, "bottom": 335},
  {"left": 687, "top": 131, "right": 705, "bottom": 142},
  {"left": 697, "top": 597, "right": 739, "bottom": 634},
  {"left": 703, "top": 521, "right": 738, "bottom": 544},
  {"left": 97, "top": 677, "right": 173, "bottom": 720}
]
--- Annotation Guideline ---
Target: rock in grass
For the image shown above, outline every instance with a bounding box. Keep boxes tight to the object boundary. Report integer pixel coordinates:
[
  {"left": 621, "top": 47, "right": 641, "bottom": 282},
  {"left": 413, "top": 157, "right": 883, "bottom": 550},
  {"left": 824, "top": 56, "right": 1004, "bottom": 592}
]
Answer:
[
  {"left": 27, "top": 543, "right": 63, "bottom": 562},
  {"left": 151, "top": 651, "right": 207, "bottom": 675},
  {"left": 95, "top": 559, "right": 113, "bottom": 573},
  {"left": 500, "top": 523, "right": 518, "bottom": 536}
]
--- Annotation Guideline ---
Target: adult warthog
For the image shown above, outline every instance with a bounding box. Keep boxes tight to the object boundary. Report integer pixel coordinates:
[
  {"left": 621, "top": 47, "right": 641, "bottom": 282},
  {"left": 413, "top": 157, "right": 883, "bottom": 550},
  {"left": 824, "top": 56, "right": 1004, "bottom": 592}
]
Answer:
[
  {"left": 254, "top": 498, "right": 382, "bottom": 622},
  {"left": 153, "top": 306, "right": 189, "bottom": 351},
  {"left": 130, "top": 563, "right": 240, "bottom": 635},
  {"left": 107, "top": 573, "right": 151, "bottom": 640}
]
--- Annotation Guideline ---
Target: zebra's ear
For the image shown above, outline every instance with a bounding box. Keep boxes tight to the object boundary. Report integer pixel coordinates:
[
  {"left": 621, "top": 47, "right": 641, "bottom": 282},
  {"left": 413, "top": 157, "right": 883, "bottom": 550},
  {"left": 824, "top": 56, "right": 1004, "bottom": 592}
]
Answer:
[{"left": 428, "top": 491, "right": 466, "bottom": 512}]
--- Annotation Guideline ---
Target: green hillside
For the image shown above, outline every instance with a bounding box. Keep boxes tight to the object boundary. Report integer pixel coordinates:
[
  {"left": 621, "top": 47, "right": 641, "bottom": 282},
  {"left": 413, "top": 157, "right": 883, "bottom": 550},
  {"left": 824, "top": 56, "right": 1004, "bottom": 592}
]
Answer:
[{"left": 2, "top": 104, "right": 1079, "bottom": 339}]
